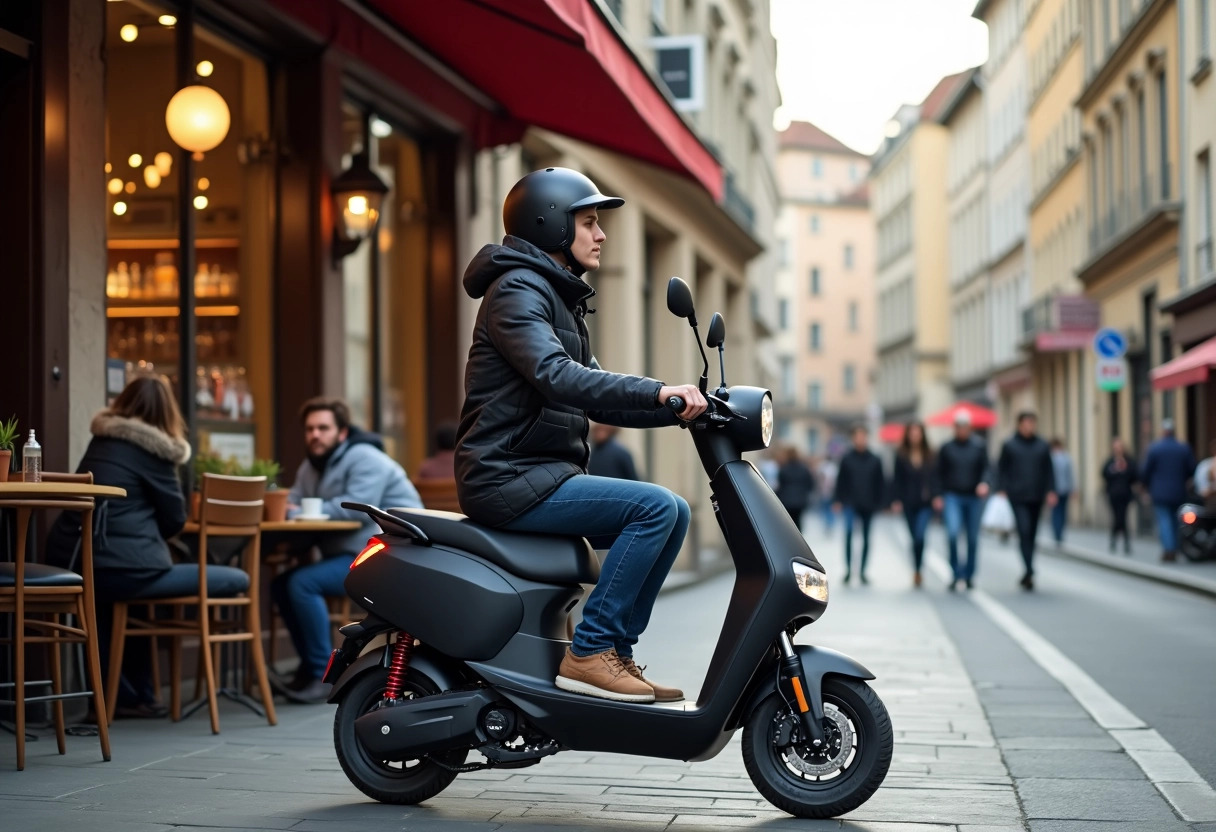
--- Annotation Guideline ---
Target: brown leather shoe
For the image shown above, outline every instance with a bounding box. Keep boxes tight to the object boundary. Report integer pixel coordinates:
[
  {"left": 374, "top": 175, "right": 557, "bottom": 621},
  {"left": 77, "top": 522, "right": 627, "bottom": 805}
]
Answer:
[
  {"left": 556, "top": 648, "right": 654, "bottom": 702},
  {"left": 619, "top": 656, "right": 684, "bottom": 702}
]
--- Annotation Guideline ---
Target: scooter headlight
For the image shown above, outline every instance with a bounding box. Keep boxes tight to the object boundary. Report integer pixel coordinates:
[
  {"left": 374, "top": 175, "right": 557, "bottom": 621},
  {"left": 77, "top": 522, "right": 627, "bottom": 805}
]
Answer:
[
  {"left": 760, "top": 393, "right": 774, "bottom": 448},
  {"left": 793, "top": 562, "right": 829, "bottom": 603}
]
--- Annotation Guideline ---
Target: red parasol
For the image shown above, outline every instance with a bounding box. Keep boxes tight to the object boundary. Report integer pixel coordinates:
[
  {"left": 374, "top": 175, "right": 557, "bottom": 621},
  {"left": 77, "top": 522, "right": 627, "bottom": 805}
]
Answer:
[
  {"left": 878, "top": 423, "right": 906, "bottom": 444},
  {"left": 926, "top": 402, "right": 999, "bottom": 428}
]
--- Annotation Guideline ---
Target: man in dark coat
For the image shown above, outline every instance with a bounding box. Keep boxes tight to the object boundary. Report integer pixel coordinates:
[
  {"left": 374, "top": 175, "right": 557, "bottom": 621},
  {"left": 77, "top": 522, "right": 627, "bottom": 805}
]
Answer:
[
  {"left": 997, "top": 411, "right": 1057, "bottom": 590},
  {"left": 1141, "top": 419, "right": 1198, "bottom": 562},
  {"left": 933, "top": 409, "right": 990, "bottom": 590},
  {"left": 832, "top": 424, "right": 885, "bottom": 584},
  {"left": 455, "top": 168, "right": 707, "bottom": 704},
  {"left": 587, "top": 423, "right": 639, "bottom": 481}
]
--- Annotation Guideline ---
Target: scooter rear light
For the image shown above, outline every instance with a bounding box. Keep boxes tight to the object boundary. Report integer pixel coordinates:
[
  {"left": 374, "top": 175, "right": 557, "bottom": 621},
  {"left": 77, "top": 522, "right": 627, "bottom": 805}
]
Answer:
[
  {"left": 351, "top": 537, "right": 386, "bottom": 570},
  {"left": 1182, "top": 510, "right": 1197, "bottom": 525}
]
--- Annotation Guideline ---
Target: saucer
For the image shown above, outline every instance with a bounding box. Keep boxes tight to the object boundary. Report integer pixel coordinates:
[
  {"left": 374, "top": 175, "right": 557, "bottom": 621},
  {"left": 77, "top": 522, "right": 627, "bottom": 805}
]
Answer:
[{"left": 293, "top": 513, "right": 331, "bottom": 521}]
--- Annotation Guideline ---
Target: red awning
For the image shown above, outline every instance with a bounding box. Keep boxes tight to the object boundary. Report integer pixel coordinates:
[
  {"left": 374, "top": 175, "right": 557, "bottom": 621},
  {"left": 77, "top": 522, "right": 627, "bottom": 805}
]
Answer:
[
  {"left": 369, "top": 0, "right": 723, "bottom": 200},
  {"left": 926, "top": 402, "right": 999, "bottom": 429},
  {"left": 878, "top": 423, "right": 906, "bottom": 444},
  {"left": 1151, "top": 335, "right": 1216, "bottom": 391}
]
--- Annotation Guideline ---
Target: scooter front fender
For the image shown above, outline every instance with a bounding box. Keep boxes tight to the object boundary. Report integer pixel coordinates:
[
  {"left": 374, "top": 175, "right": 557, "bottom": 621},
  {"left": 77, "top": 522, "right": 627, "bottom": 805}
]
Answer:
[
  {"left": 327, "top": 644, "right": 468, "bottom": 704},
  {"left": 738, "top": 644, "right": 875, "bottom": 727}
]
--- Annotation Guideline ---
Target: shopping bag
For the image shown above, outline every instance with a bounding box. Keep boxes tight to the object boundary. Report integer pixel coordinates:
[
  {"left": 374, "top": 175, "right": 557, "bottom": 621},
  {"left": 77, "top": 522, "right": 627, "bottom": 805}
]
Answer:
[{"left": 981, "top": 493, "right": 1015, "bottom": 534}]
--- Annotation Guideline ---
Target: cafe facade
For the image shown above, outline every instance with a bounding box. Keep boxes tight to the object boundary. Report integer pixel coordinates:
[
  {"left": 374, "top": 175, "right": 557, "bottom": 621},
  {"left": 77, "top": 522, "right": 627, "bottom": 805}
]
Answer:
[{"left": 0, "top": 0, "right": 726, "bottom": 486}]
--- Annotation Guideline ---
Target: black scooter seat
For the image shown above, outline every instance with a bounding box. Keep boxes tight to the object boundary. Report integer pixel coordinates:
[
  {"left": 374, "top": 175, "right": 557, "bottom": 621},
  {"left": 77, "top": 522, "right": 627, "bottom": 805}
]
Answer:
[{"left": 386, "top": 507, "right": 600, "bottom": 585}]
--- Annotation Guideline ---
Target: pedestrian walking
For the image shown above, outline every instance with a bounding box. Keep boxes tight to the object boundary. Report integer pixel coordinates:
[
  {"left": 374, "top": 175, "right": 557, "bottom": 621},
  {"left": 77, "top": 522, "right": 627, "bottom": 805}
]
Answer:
[
  {"left": 997, "top": 411, "right": 1057, "bottom": 591},
  {"left": 775, "top": 445, "right": 816, "bottom": 531},
  {"left": 890, "top": 421, "right": 935, "bottom": 588},
  {"left": 587, "top": 423, "right": 640, "bottom": 481},
  {"left": 933, "top": 409, "right": 990, "bottom": 591},
  {"left": 817, "top": 456, "right": 839, "bottom": 532},
  {"left": 832, "top": 424, "right": 885, "bottom": 585},
  {"left": 1141, "top": 419, "right": 1198, "bottom": 562},
  {"left": 1102, "top": 437, "right": 1139, "bottom": 554},
  {"left": 1049, "top": 438, "right": 1075, "bottom": 544}
]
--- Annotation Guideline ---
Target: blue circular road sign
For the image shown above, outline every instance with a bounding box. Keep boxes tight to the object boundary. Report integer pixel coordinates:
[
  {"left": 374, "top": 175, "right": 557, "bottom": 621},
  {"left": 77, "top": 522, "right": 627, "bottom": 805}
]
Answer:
[{"left": 1093, "top": 328, "right": 1128, "bottom": 360}]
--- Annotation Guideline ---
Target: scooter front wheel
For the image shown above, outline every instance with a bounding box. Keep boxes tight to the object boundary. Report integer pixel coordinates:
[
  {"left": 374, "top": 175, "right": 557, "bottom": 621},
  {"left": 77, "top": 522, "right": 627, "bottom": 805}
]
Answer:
[
  {"left": 333, "top": 666, "right": 467, "bottom": 804},
  {"left": 742, "top": 676, "right": 892, "bottom": 818}
]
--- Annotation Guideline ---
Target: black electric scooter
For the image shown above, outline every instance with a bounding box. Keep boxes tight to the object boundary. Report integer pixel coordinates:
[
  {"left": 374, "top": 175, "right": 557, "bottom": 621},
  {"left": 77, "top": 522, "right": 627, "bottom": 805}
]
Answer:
[
  {"left": 1178, "top": 503, "right": 1216, "bottom": 562},
  {"left": 324, "top": 277, "right": 893, "bottom": 818}
]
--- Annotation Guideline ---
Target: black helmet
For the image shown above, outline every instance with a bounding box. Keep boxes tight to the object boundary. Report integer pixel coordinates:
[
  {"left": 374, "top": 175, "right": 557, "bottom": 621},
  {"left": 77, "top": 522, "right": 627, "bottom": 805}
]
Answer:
[{"left": 503, "top": 167, "right": 624, "bottom": 258}]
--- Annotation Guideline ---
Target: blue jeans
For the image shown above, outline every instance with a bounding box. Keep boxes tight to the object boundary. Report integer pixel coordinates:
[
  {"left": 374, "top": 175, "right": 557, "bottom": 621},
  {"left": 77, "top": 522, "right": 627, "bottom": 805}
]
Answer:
[
  {"left": 842, "top": 507, "right": 873, "bottom": 575},
  {"left": 821, "top": 499, "right": 837, "bottom": 532},
  {"left": 1154, "top": 502, "right": 1182, "bottom": 552},
  {"left": 943, "top": 493, "right": 982, "bottom": 581},
  {"left": 93, "top": 564, "right": 249, "bottom": 706},
  {"left": 903, "top": 506, "right": 932, "bottom": 571},
  {"left": 270, "top": 554, "right": 354, "bottom": 679},
  {"left": 1051, "top": 493, "right": 1070, "bottom": 542},
  {"left": 502, "top": 474, "right": 690, "bottom": 658}
]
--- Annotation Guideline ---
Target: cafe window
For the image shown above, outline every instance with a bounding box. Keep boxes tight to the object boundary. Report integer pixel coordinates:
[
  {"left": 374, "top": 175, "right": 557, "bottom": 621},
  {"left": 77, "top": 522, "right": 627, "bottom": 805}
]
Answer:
[{"left": 104, "top": 0, "right": 272, "bottom": 466}]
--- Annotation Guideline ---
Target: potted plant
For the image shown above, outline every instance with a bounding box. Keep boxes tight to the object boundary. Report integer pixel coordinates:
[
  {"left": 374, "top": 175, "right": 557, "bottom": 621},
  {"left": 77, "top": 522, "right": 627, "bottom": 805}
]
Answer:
[
  {"left": 0, "top": 415, "right": 19, "bottom": 483},
  {"left": 192, "top": 452, "right": 237, "bottom": 520},
  {"left": 245, "top": 458, "right": 286, "bottom": 521}
]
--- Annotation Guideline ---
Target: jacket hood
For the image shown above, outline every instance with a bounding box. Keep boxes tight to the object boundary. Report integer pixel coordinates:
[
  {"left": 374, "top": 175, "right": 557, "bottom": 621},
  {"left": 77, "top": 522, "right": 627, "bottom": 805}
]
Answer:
[
  {"left": 345, "top": 425, "right": 385, "bottom": 452},
  {"left": 91, "top": 410, "right": 192, "bottom": 464},
  {"left": 463, "top": 235, "right": 595, "bottom": 308}
]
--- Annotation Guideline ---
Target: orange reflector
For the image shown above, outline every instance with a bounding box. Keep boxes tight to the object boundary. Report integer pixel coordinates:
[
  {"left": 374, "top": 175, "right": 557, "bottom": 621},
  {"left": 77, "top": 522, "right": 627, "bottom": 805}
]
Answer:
[
  {"left": 351, "top": 538, "right": 386, "bottom": 569},
  {"left": 790, "top": 677, "right": 810, "bottom": 714},
  {"left": 1182, "top": 511, "right": 1197, "bottom": 525}
]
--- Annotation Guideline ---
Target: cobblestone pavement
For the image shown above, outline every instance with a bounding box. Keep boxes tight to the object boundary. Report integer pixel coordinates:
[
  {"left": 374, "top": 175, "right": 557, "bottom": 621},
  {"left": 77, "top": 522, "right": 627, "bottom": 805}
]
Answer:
[{"left": 3, "top": 513, "right": 1214, "bottom": 831}]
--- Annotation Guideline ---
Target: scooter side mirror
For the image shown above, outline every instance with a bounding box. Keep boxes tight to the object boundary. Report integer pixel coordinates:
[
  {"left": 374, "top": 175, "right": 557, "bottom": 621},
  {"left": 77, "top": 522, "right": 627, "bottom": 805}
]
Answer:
[
  {"left": 666, "top": 277, "right": 697, "bottom": 326},
  {"left": 706, "top": 313, "right": 726, "bottom": 349}
]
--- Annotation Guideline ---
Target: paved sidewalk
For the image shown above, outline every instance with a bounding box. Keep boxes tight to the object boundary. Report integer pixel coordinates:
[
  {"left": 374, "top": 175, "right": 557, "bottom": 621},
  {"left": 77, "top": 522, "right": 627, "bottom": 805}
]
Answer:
[{"left": 1037, "top": 522, "right": 1216, "bottom": 597}]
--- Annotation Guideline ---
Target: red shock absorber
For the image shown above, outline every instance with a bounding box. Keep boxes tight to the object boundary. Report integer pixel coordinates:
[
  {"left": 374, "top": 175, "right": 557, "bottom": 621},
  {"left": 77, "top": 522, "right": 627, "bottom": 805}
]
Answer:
[{"left": 383, "top": 632, "right": 414, "bottom": 701}]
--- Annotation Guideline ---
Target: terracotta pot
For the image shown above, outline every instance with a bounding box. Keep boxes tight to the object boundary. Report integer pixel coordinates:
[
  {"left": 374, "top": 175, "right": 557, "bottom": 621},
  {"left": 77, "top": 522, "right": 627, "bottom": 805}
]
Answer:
[
  {"left": 190, "top": 491, "right": 201, "bottom": 522},
  {"left": 0, "top": 450, "right": 10, "bottom": 483},
  {"left": 263, "top": 489, "right": 288, "bottom": 522}
]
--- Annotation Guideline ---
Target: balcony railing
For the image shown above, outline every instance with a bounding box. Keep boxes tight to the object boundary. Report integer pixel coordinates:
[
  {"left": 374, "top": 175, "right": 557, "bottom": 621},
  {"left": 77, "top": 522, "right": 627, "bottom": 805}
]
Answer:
[
  {"left": 723, "top": 170, "right": 756, "bottom": 233},
  {"left": 1087, "top": 167, "right": 1176, "bottom": 258}
]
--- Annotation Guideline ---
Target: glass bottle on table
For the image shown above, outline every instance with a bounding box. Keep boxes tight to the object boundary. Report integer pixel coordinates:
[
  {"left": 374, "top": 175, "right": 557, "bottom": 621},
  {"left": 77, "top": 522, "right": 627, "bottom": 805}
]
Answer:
[{"left": 22, "top": 430, "right": 41, "bottom": 483}]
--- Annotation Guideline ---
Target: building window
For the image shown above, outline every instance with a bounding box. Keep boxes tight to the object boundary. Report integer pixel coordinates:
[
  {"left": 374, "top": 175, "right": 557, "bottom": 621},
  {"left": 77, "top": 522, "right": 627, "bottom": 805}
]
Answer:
[
  {"left": 844, "top": 244, "right": 854, "bottom": 270},
  {"left": 843, "top": 364, "right": 856, "bottom": 392},
  {"left": 809, "top": 322, "right": 821, "bottom": 352},
  {"left": 1199, "top": 150, "right": 1214, "bottom": 277},
  {"left": 778, "top": 238, "right": 790, "bottom": 267},
  {"left": 1201, "top": 0, "right": 1212, "bottom": 59},
  {"left": 848, "top": 300, "right": 858, "bottom": 331},
  {"left": 780, "top": 356, "right": 794, "bottom": 400},
  {"left": 1157, "top": 71, "right": 1170, "bottom": 199},
  {"left": 778, "top": 298, "right": 789, "bottom": 330},
  {"left": 810, "top": 213, "right": 820, "bottom": 232},
  {"left": 812, "top": 157, "right": 823, "bottom": 178},
  {"left": 1137, "top": 87, "right": 1148, "bottom": 209},
  {"left": 810, "top": 266, "right": 821, "bottom": 296},
  {"left": 807, "top": 427, "right": 820, "bottom": 453},
  {"left": 849, "top": 162, "right": 859, "bottom": 181},
  {"left": 808, "top": 381, "right": 822, "bottom": 410}
]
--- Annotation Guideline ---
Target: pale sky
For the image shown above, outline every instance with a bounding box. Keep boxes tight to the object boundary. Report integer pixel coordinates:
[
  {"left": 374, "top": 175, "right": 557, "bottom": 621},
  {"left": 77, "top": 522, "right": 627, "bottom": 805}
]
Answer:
[{"left": 771, "top": 0, "right": 990, "bottom": 155}]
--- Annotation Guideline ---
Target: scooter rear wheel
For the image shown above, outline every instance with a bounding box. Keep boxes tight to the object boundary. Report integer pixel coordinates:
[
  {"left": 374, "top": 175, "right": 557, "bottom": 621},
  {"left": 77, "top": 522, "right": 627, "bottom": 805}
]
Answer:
[
  {"left": 742, "top": 676, "right": 892, "bottom": 818},
  {"left": 334, "top": 666, "right": 467, "bottom": 804}
]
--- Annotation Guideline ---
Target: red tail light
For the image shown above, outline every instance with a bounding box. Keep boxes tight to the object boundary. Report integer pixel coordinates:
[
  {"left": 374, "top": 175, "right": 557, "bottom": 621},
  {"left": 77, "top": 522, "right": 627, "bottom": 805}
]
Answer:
[
  {"left": 1182, "top": 510, "right": 1197, "bottom": 525},
  {"left": 351, "top": 537, "right": 386, "bottom": 570}
]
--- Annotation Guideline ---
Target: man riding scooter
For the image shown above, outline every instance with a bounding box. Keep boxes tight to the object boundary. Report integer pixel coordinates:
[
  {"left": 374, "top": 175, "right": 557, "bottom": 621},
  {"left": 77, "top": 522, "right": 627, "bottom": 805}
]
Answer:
[{"left": 455, "top": 167, "right": 707, "bottom": 703}]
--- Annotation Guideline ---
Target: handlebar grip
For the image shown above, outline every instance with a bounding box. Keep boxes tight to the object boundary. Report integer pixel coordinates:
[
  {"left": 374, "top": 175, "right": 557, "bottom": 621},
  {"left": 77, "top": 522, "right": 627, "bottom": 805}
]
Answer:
[{"left": 666, "top": 396, "right": 686, "bottom": 413}]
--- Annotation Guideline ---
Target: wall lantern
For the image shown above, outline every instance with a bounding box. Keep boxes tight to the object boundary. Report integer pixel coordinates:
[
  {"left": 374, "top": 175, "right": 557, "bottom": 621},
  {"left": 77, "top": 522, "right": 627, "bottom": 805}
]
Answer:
[
  {"left": 165, "top": 84, "right": 230, "bottom": 153},
  {"left": 331, "top": 151, "right": 390, "bottom": 262}
]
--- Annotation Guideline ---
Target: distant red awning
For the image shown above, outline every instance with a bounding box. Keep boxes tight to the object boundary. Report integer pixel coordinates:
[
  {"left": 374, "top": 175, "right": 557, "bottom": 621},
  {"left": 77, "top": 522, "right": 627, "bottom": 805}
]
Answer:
[
  {"left": 1151, "top": 335, "right": 1216, "bottom": 391},
  {"left": 878, "top": 423, "right": 906, "bottom": 444},
  {"left": 926, "top": 402, "right": 999, "bottom": 429},
  {"left": 369, "top": 0, "right": 723, "bottom": 200}
]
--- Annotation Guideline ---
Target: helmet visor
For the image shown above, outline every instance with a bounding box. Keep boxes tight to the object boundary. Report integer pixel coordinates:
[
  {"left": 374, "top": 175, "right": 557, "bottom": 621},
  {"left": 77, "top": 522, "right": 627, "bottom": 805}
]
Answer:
[{"left": 569, "top": 192, "right": 624, "bottom": 212}]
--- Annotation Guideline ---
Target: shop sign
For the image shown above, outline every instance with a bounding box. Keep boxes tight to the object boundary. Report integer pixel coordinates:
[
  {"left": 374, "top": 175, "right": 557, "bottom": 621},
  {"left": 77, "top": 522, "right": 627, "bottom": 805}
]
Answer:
[
  {"left": 1093, "top": 327, "right": 1128, "bottom": 360},
  {"left": 651, "top": 34, "right": 705, "bottom": 112},
  {"left": 1096, "top": 358, "right": 1128, "bottom": 392}
]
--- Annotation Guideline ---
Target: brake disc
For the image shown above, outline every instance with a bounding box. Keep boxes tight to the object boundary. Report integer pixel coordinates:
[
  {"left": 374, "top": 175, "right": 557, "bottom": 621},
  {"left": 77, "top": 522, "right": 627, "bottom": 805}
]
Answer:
[{"left": 782, "top": 702, "right": 853, "bottom": 777}]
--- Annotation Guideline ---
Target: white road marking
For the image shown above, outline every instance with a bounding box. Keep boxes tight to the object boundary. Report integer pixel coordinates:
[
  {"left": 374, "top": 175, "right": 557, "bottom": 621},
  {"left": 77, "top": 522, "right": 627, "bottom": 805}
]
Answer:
[{"left": 925, "top": 552, "right": 1216, "bottom": 822}]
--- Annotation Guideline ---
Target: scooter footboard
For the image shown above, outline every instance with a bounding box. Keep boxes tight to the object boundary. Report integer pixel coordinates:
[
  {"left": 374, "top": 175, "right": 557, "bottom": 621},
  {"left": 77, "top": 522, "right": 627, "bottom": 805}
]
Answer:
[{"left": 734, "top": 644, "right": 875, "bottom": 728}]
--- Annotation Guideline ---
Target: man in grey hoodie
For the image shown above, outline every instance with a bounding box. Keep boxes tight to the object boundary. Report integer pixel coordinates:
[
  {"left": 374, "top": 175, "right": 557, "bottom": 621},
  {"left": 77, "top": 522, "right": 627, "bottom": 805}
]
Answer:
[{"left": 271, "top": 397, "right": 421, "bottom": 702}]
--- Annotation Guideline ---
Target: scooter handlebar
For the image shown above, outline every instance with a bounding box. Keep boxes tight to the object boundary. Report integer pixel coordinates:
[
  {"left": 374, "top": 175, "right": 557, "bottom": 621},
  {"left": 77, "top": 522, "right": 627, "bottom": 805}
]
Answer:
[{"left": 666, "top": 396, "right": 686, "bottom": 412}]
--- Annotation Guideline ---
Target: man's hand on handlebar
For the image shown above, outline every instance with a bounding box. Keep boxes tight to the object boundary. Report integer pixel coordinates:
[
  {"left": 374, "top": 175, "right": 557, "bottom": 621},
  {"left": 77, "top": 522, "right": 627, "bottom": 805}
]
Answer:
[{"left": 657, "top": 384, "right": 709, "bottom": 421}]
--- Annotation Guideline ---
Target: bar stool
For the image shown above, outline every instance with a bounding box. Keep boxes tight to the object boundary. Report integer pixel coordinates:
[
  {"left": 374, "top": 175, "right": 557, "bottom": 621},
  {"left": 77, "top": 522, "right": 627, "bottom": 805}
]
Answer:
[{"left": 0, "top": 474, "right": 112, "bottom": 770}]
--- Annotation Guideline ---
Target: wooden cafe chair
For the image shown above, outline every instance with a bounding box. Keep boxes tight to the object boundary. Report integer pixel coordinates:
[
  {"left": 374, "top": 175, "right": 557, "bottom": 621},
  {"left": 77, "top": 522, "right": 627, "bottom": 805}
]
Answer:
[
  {"left": 415, "top": 477, "right": 462, "bottom": 513},
  {"left": 106, "top": 473, "right": 277, "bottom": 734},
  {"left": 0, "top": 471, "right": 111, "bottom": 770}
]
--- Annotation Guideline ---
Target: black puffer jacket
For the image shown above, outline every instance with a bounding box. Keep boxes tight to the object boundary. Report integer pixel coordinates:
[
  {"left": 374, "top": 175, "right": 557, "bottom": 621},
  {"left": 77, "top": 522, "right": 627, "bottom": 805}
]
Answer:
[
  {"left": 455, "top": 236, "right": 675, "bottom": 527},
  {"left": 998, "top": 432, "right": 1056, "bottom": 503},
  {"left": 832, "top": 449, "right": 886, "bottom": 513},
  {"left": 45, "top": 411, "right": 190, "bottom": 572}
]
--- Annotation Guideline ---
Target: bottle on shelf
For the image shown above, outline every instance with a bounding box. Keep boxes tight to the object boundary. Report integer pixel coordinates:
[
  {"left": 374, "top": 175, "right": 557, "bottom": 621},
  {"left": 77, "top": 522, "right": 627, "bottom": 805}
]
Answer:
[
  {"left": 195, "top": 263, "right": 208, "bottom": 299},
  {"left": 22, "top": 430, "right": 42, "bottom": 483},
  {"left": 154, "top": 252, "right": 177, "bottom": 299},
  {"left": 130, "top": 261, "right": 143, "bottom": 299},
  {"left": 210, "top": 264, "right": 223, "bottom": 298},
  {"left": 106, "top": 265, "right": 118, "bottom": 298},
  {"left": 115, "top": 262, "right": 130, "bottom": 299}
]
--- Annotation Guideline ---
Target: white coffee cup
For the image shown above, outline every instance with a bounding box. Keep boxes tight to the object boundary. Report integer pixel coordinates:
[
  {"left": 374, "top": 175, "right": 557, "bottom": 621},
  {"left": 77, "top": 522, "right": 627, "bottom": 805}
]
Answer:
[{"left": 300, "top": 497, "right": 324, "bottom": 517}]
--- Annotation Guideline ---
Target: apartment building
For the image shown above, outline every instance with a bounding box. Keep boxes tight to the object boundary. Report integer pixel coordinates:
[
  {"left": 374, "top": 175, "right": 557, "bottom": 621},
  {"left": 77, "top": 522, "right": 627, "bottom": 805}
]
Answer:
[
  {"left": 774, "top": 122, "right": 874, "bottom": 456},
  {"left": 1023, "top": 0, "right": 1095, "bottom": 515},
  {"left": 975, "top": 0, "right": 1035, "bottom": 435},
  {"left": 871, "top": 74, "right": 966, "bottom": 427},
  {"left": 1076, "top": 0, "right": 1181, "bottom": 522},
  {"left": 940, "top": 70, "right": 993, "bottom": 408},
  {"left": 461, "top": 0, "right": 780, "bottom": 571}
]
